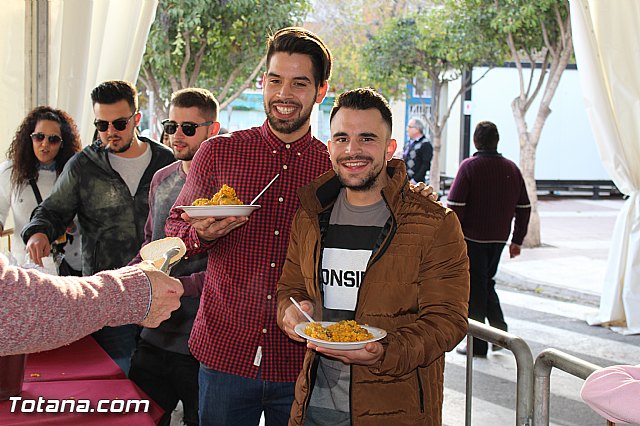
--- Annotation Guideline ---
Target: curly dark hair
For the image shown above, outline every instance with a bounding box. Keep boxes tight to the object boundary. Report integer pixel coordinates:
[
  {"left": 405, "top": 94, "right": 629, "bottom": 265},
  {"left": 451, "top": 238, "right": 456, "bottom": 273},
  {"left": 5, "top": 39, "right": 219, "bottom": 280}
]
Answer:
[{"left": 6, "top": 106, "right": 82, "bottom": 189}]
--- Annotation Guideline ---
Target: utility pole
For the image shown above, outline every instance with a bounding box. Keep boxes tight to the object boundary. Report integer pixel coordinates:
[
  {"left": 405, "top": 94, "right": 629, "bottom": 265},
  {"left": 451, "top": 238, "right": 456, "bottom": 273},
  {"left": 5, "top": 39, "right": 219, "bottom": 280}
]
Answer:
[{"left": 459, "top": 68, "right": 472, "bottom": 162}]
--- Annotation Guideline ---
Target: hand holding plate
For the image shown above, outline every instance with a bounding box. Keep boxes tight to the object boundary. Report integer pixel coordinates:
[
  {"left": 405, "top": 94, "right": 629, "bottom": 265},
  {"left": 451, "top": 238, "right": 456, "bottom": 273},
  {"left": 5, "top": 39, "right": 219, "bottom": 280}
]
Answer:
[
  {"left": 282, "top": 299, "right": 316, "bottom": 342},
  {"left": 180, "top": 212, "right": 248, "bottom": 242},
  {"left": 309, "top": 341, "right": 384, "bottom": 366}
]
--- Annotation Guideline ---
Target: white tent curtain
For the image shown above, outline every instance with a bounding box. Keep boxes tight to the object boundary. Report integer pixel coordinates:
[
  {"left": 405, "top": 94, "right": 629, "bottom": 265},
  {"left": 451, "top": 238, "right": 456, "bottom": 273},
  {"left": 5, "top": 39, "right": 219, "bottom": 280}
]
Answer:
[
  {"left": 570, "top": 0, "right": 640, "bottom": 334},
  {"left": 0, "top": 1, "right": 28, "bottom": 157},
  {"left": 0, "top": 0, "right": 158, "bottom": 155},
  {"left": 49, "top": 0, "right": 158, "bottom": 146}
]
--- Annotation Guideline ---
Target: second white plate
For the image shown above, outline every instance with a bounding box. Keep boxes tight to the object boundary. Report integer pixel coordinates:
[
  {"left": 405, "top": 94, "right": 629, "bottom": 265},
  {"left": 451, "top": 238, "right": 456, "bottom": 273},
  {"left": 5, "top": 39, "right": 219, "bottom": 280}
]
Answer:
[
  {"left": 178, "top": 204, "right": 261, "bottom": 218},
  {"left": 294, "top": 321, "right": 387, "bottom": 351}
]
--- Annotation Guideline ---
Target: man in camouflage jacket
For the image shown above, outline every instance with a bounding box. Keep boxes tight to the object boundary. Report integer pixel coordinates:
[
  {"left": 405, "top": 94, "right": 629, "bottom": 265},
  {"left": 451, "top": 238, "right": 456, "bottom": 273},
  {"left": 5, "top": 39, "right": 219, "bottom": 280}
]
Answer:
[{"left": 21, "top": 80, "right": 175, "bottom": 373}]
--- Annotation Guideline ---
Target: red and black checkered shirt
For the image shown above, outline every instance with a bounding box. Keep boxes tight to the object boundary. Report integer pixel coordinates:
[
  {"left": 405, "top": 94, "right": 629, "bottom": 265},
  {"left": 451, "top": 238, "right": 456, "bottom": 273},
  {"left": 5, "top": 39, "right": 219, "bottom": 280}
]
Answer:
[{"left": 165, "top": 121, "right": 331, "bottom": 382}]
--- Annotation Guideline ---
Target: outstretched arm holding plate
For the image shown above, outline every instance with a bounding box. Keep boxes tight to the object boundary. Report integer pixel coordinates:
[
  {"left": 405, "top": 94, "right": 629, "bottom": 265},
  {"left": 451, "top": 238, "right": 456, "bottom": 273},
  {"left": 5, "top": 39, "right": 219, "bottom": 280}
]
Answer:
[{"left": 1, "top": 255, "right": 182, "bottom": 356}]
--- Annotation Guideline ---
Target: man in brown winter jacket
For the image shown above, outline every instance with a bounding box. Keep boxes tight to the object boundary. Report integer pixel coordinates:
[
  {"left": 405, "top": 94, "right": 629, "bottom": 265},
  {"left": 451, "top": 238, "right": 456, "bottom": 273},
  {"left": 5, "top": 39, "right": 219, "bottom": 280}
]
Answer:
[{"left": 277, "top": 88, "right": 469, "bottom": 426}]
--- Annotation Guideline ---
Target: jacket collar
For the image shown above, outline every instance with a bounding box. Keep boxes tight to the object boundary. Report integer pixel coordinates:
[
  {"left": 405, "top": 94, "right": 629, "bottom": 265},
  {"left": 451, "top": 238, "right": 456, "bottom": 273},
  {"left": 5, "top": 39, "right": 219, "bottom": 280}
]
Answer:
[
  {"left": 83, "top": 136, "right": 170, "bottom": 173},
  {"left": 473, "top": 149, "right": 502, "bottom": 157},
  {"left": 297, "top": 158, "right": 409, "bottom": 215},
  {"left": 411, "top": 134, "right": 427, "bottom": 143}
]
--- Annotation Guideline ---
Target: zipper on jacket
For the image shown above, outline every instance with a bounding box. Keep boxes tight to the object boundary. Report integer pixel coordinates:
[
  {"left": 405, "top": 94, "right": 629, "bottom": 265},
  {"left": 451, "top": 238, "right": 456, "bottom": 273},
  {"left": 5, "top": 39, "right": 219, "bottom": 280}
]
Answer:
[
  {"left": 301, "top": 215, "right": 325, "bottom": 423},
  {"left": 349, "top": 365, "right": 354, "bottom": 426},
  {"left": 366, "top": 192, "right": 397, "bottom": 270},
  {"left": 416, "top": 370, "right": 425, "bottom": 413}
]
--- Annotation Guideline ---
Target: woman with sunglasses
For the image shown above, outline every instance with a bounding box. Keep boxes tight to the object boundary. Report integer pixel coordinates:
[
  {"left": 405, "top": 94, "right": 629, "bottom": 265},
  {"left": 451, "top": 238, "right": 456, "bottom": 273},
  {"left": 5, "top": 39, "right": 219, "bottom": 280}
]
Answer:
[{"left": 0, "top": 106, "right": 83, "bottom": 273}]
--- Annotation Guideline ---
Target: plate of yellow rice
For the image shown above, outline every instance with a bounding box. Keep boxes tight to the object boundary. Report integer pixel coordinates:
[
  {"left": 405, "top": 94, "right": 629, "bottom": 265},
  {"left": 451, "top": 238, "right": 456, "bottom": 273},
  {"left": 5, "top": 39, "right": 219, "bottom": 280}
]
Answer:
[
  {"left": 178, "top": 184, "right": 260, "bottom": 218},
  {"left": 178, "top": 204, "right": 260, "bottom": 218},
  {"left": 294, "top": 320, "right": 386, "bottom": 350}
]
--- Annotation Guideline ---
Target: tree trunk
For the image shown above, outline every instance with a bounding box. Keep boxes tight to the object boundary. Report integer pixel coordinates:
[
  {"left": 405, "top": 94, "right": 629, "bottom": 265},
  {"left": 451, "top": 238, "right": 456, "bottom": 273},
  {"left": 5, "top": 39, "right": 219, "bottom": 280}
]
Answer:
[
  {"left": 512, "top": 99, "right": 541, "bottom": 247},
  {"left": 519, "top": 135, "right": 541, "bottom": 247}
]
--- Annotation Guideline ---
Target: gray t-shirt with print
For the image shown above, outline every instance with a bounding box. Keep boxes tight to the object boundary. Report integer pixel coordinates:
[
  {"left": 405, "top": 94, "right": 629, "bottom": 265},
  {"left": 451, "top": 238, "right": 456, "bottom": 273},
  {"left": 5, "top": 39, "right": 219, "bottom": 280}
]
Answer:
[{"left": 306, "top": 188, "right": 389, "bottom": 425}]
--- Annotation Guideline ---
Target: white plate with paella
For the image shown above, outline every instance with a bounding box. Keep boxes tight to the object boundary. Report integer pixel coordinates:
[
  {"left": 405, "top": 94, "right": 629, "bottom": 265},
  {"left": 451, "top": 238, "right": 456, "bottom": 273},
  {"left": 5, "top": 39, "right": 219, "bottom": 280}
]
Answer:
[
  {"left": 294, "top": 320, "right": 387, "bottom": 350},
  {"left": 178, "top": 184, "right": 260, "bottom": 218},
  {"left": 178, "top": 204, "right": 260, "bottom": 218}
]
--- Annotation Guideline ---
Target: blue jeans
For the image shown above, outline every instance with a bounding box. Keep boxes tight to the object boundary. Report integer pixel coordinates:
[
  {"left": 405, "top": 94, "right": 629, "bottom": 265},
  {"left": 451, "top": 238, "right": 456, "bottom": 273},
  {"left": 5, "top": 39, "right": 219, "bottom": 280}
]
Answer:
[{"left": 198, "top": 365, "right": 295, "bottom": 426}]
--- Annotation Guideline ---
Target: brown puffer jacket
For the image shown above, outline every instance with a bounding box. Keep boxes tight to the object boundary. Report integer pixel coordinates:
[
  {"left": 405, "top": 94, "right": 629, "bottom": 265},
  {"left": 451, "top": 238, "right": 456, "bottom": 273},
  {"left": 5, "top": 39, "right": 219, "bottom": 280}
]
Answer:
[{"left": 277, "top": 159, "right": 470, "bottom": 426}]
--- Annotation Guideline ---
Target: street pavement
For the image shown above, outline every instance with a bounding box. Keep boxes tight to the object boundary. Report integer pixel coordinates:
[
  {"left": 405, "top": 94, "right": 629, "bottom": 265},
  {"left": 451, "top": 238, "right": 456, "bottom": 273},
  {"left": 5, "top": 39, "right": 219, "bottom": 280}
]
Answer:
[
  {"left": 495, "top": 195, "right": 624, "bottom": 306},
  {"left": 443, "top": 194, "right": 640, "bottom": 426}
]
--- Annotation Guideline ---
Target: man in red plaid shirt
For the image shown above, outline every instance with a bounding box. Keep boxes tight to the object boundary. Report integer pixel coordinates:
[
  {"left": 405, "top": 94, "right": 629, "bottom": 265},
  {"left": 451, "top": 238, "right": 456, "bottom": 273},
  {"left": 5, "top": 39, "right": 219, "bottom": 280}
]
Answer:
[{"left": 165, "top": 27, "right": 333, "bottom": 425}]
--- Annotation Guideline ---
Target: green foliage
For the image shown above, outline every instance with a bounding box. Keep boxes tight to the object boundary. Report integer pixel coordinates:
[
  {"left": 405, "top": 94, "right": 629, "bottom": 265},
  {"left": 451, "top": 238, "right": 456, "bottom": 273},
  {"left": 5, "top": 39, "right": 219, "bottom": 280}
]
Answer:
[
  {"left": 306, "top": 0, "right": 437, "bottom": 94},
  {"left": 140, "top": 0, "right": 311, "bottom": 116},
  {"left": 484, "top": 0, "right": 571, "bottom": 62},
  {"left": 362, "top": 2, "right": 507, "bottom": 100}
]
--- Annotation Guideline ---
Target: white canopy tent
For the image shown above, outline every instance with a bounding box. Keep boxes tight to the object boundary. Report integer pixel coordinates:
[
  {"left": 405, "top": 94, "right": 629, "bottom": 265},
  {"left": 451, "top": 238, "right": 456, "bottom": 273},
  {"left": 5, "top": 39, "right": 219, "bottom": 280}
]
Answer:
[
  {"left": 0, "top": 0, "right": 158, "bottom": 154},
  {"left": 570, "top": 0, "right": 640, "bottom": 334},
  {"left": 1, "top": 2, "right": 639, "bottom": 331}
]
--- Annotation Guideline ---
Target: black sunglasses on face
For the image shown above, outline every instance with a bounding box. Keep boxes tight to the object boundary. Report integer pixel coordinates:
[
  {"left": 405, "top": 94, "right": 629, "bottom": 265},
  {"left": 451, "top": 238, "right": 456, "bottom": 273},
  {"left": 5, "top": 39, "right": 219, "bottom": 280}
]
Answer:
[
  {"left": 30, "top": 133, "right": 63, "bottom": 144},
  {"left": 94, "top": 113, "right": 136, "bottom": 132},
  {"left": 162, "top": 119, "right": 213, "bottom": 137}
]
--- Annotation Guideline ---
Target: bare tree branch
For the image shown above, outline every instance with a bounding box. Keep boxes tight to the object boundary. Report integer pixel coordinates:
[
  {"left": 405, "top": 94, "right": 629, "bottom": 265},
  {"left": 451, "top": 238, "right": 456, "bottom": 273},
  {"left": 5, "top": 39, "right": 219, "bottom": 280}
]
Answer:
[
  {"left": 506, "top": 32, "right": 526, "bottom": 105},
  {"left": 540, "top": 20, "right": 557, "bottom": 59},
  {"left": 180, "top": 30, "right": 192, "bottom": 88},
  {"left": 188, "top": 38, "right": 207, "bottom": 88},
  {"left": 218, "top": 67, "right": 243, "bottom": 102},
  {"left": 525, "top": 49, "right": 549, "bottom": 112},
  {"left": 219, "top": 55, "right": 267, "bottom": 109}
]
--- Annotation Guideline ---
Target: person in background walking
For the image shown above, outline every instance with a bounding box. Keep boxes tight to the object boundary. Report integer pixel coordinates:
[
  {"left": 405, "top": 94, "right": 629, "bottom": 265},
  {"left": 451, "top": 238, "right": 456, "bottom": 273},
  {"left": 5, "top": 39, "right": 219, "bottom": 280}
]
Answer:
[{"left": 447, "top": 120, "right": 531, "bottom": 357}]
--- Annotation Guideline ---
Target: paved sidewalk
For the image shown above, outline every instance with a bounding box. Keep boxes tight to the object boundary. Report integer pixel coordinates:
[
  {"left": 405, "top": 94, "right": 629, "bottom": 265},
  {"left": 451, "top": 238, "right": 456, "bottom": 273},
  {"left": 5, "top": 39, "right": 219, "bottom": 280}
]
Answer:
[{"left": 495, "top": 195, "right": 625, "bottom": 306}]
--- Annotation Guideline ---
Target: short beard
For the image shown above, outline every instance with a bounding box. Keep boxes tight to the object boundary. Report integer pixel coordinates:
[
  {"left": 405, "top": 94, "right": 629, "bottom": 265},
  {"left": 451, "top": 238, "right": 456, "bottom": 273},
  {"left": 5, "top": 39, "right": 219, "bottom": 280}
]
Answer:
[
  {"left": 337, "top": 173, "right": 378, "bottom": 192},
  {"left": 266, "top": 113, "right": 309, "bottom": 135},
  {"left": 108, "top": 139, "right": 133, "bottom": 154},
  {"left": 335, "top": 156, "right": 383, "bottom": 192},
  {"left": 264, "top": 102, "right": 311, "bottom": 135},
  {"left": 174, "top": 149, "right": 195, "bottom": 161},
  {"left": 264, "top": 89, "right": 316, "bottom": 135}
]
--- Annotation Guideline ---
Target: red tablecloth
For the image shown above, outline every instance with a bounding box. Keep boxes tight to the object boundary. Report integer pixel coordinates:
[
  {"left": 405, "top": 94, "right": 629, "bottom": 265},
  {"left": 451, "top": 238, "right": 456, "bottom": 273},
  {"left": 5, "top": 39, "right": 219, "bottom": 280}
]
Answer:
[
  {"left": 0, "top": 379, "right": 163, "bottom": 425},
  {"left": 24, "top": 337, "right": 125, "bottom": 382}
]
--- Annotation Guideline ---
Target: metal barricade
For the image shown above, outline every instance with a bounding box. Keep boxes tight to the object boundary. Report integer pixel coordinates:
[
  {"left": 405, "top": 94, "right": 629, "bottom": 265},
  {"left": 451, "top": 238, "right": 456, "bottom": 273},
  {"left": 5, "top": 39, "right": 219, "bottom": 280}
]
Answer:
[
  {"left": 533, "top": 348, "right": 605, "bottom": 426},
  {"left": 463, "top": 321, "right": 615, "bottom": 426},
  {"left": 465, "top": 319, "right": 535, "bottom": 426}
]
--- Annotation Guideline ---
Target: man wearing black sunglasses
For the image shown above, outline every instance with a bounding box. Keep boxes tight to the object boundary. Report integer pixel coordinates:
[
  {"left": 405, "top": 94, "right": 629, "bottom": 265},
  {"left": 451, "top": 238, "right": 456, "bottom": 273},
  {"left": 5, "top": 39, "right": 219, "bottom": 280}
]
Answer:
[
  {"left": 128, "top": 87, "right": 220, "bottom": 426},
  {"left": 22, "top": 80, "right": 175, "bottom": 374}
]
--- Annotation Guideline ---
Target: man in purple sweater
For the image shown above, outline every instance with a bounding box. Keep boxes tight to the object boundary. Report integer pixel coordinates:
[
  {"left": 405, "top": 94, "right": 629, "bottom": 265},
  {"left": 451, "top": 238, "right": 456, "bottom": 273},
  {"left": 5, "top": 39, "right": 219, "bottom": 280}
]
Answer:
[{"left": 447, "top": 121, "right": 531, "bottom": 357}]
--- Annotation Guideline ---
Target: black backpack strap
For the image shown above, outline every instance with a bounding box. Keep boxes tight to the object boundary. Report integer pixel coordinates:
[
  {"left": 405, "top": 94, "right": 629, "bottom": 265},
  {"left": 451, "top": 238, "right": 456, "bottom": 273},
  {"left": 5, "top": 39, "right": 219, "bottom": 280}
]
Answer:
[{"left": 28, "top": 178, "right": 43, "bottom": 204}]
